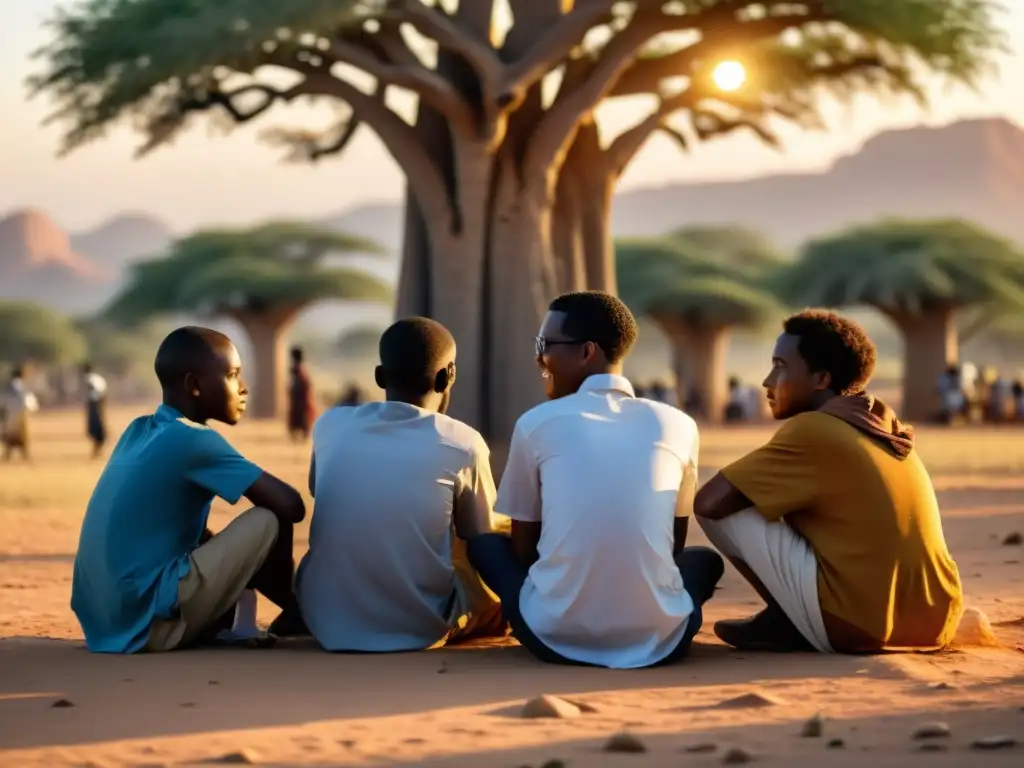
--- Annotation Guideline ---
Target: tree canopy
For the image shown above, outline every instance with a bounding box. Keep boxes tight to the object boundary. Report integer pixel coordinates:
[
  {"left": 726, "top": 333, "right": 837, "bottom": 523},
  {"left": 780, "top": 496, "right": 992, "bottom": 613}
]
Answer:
[
  {"left": 780, "top": 219, "right": 1024, "bottom": 316},
  {"left": 104, "top": 221, "right": 392, "bottom": 324},
  {"left": 617, "top": 232, "right": 783, "bottom": 329},
  {"left": 0, "top": 301, "right": 88, "bottom": 367}
]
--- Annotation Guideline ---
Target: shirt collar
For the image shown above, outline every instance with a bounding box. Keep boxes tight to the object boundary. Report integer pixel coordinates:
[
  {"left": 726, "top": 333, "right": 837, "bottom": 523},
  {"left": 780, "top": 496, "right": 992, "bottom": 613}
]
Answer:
[
  {"left": 155, "top": 403, "right": 185, "bottom": 422},
  {"left": 578, "top": 374, "right": 635, "bottom": 397}
]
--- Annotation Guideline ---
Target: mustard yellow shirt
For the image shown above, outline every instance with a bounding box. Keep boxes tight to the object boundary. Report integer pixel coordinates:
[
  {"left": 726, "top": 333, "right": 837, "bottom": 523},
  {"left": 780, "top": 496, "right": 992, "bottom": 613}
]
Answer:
[{"left": 722, "top": 412, "right": 962, "bottom": 651}]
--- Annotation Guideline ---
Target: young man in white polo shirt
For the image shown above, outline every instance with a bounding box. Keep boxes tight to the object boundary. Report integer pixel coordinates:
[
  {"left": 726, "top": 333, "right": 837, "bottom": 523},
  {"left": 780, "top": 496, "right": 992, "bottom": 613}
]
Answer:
[
  {"left": 296, "top": 317, "right": 505, "bottom": 652},
  {"left": 468, "top": 291, "right": 724, "bottom": 668}
]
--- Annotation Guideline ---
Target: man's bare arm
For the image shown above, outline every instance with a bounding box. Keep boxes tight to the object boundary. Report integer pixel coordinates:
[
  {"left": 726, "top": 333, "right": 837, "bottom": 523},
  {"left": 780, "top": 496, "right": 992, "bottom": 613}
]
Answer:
[
  {"left": 694, "top": 473, "right": 752, "bottom": 521},
  {"left": 673, "top": 516, "right": 690, "bottom": 555},
  {"left": 307, "top": 455, "right": 316, "bottom": 498},
  {"left": 244, "top": 472, "right": 306, "bottom": 524},
  {"left": 511, "top": 520, "right": 541, "bottom": 568}
]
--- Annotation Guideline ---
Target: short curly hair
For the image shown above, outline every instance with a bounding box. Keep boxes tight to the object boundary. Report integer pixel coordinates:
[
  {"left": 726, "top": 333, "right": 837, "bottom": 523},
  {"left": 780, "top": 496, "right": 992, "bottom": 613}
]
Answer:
[
  {"left": 549, "top": 291, "right": 638, "bottom": 364},
  {"left": 783, "top": 310, "right": 877, "bottom": 395}
]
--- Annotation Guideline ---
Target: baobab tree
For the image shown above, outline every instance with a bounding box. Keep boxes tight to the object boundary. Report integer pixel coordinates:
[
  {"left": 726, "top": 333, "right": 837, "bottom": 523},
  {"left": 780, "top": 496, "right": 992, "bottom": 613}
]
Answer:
[
  {"left": 104, "top": 222, "right": 391, "bottom": 418},
  {"left": 617, "top": 230, "right": 782, "bottom": 421},
  {"left": 781, "top": 219, "right": 1024, "bottom": 421},
  {"left": 31, "top": 0, "right": 1002, "bottom": 441}
]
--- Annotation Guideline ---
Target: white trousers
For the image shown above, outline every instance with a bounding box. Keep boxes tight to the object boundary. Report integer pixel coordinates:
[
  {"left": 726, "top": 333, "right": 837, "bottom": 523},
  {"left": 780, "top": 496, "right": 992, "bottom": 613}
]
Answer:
[{"left": 699, "top": 509, "right": 834, "bottom": 653}]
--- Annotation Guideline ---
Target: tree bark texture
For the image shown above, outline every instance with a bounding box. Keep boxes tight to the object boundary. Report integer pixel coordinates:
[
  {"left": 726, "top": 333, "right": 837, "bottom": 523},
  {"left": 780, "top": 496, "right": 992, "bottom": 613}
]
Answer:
[
  {"left": 233, "top": 308, "right": 299, "bottom": 419},
  {"left": 662, "top": 321, "right": 732, "bottom": 424},
  {"left": 888, "top": 307, "right": 959, "bottom": 422}
]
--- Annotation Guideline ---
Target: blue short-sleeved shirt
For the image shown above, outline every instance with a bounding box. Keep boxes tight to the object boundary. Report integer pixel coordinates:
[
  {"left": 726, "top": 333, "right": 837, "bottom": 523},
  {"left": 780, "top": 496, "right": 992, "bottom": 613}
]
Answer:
[{"left": 71, "top": 404, "right": 263, "bottom": 653}]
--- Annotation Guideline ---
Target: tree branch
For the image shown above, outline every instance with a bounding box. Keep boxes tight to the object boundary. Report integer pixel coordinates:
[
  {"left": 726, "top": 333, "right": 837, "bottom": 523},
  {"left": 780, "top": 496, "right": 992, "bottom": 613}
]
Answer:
[
  {"left": 386, "top": 0, "right": 504, "bottom": 98},
  {"left": 503, "top": 0, "right": 618, "bottom": 98},
  {"left": 324, "top": 36, "right": 475, "bottom": 134}
]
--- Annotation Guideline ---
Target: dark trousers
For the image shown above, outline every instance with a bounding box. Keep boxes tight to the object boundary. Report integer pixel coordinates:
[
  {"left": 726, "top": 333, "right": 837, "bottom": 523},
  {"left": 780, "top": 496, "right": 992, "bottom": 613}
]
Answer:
[{"left": 466, "top": 534, "right": 724, "bottom": 667}]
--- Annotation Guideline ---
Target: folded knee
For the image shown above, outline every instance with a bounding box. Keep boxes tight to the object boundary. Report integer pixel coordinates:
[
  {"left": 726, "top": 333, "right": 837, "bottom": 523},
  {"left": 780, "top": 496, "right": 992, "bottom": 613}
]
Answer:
[{"left": 245, "top": 507, "right": 281, "bottom": 548}]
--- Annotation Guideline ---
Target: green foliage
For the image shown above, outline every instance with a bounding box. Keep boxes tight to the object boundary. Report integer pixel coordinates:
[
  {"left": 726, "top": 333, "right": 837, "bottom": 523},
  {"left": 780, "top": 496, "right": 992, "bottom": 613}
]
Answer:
[
  {"left": 0, "top": 301, "right": 88, "bottom": 366},
  {"left": 616, "top": 230, "right": 784, "bottom": 329},
  {"left": 781, "top": 219, "right": 1024, "bottom": 315},
  {"left": 105, "top": 221, "right": 392, "bottom": 324},
  {"left": 29, "top": 1, "right": 1003, "bottom": 157},
  {"left": 75, "top": 318, "right": 167, "bottom": 376}
]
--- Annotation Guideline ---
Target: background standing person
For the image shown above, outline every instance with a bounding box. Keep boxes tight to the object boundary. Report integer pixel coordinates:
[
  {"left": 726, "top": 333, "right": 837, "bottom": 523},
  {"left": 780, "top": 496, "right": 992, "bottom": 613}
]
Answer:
[
  {"left": 82, "top": 362, "right": 108, "bottom": 459},
  {"left": 287, "top": 346, "right": 315, "bottom": 442},
  {"left": 1, "top": 366, "right": 39, "bottom": 462}
]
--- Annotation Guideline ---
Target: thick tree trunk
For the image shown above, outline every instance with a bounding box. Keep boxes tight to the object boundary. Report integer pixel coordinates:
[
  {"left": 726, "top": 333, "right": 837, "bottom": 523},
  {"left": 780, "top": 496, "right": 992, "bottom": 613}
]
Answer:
[
  {"left": 552, "top": 165, "right": 586, "bottom": 294},
  {"left": 664, "top": 322, "right": 731, "bottom": 424},
  {"left": 487, "top": 156, "right": 559, "bottom": 443},
  {"left": 395, "top": 186, "right": 431, "bottom": 318},
  {"left": 889, "top": 307, "right": 958, "bottom": 422},
  {"left": 564, "top": 123, "right": 617, "bottom": 293},
  {"left": 233, "top": 308, "right": 299, "bottom": 420}
]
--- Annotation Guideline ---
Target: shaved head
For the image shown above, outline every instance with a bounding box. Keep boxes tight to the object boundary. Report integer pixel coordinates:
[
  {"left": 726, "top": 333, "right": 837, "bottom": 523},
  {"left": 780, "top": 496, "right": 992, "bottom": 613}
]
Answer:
[
  {"left": 154, "top": 326, "right": 233, "bottom": 389},
  {"left": 155, "top": 326, "right": 249, "bottom": 425}
]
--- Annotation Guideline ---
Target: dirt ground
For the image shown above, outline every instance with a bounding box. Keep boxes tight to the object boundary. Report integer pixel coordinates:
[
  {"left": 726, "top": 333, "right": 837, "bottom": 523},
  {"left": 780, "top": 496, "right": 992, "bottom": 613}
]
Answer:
[{"left": 1, "top": 406, "right": 1022, "bottom": 767}]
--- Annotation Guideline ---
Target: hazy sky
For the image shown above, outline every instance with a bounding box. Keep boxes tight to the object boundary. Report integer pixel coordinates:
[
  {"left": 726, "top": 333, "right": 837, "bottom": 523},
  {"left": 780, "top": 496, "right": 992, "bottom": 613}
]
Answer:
[{"left": 2, "top": 1, "right": 1022, "bottom": 233}]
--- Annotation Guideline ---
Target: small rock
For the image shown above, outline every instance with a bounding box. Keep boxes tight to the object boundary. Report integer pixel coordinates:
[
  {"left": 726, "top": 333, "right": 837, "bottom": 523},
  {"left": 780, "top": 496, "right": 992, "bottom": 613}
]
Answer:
[
  {"left": 970, "top": 735, "right": 1017, "bottom": 750},
  {"left": 913, "top": 722, "right": 951, "bottom": 740},
  {"left": 827, "top": 738, "right": 845, "bottom": 749},
  {"left": 926, "top": 681, "right": 957, "bottom": 691},
  {"left": 953, "top": 607, "right": 1001, "bottom": 648},
  {"left": 603, "top": 732, "right": 647, "bottom": 753},
  {"left": 437, "top": 661, "right": 448, "bottom": 674},
  {"left": 918, "top": 743, "right": 947, "bottom": 753},
  {"left": 1003, "top": 531, "right": 1023, "bottom": 546},
  {"left": 208, "top": 680, "right": 220, "bottom": 685},
  {"left": 51, "top": 698, "right": 74, "bottom": 708},
  {"left": 715, "top": 691, "right": 787, "bottom": 709},
  {"left": 540, "top": 761, "right": 567, "bottom": 768},
  {"left": 722, "top": 747, "right": 753, "bottom": 764},
  {"left": 685, "top": 742, "right": 718, "bottom": 753},
  {"left": 521, "top": 695, "right": 582, "bottom": 719},
  {"left": 180, "top": 702, "right": 196, "bottom": 709},
  {"left": 801, "top": 714, "right": 824, "bottom": 738},
  {"left": 210, "top": 750, "right": 260, "bottom": 764}
]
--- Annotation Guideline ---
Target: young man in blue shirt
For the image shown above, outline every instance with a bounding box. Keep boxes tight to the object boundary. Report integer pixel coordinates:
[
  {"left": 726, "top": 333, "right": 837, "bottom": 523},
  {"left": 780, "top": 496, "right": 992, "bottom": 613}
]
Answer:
[{"left": 72, "top": 327, "right": 306, "bottom": 653}]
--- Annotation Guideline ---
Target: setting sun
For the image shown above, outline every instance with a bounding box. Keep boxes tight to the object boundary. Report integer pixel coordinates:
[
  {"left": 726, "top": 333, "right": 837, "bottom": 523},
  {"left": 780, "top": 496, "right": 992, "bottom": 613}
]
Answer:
[{"left": 712, "top": 60, "right": 746, "bottom": 92}]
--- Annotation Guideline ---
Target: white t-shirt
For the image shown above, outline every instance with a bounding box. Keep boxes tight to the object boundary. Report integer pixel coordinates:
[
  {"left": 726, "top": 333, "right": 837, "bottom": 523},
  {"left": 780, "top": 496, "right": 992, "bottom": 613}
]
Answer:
[
  {"left": 497, "top": 373, "right": 700, "bottom": 668},
  {"left": 297, "top": 402, "right": 497, "bottom": 652},
  {"left": 85, "top": 372, "right": 108, "bottom": 402}
]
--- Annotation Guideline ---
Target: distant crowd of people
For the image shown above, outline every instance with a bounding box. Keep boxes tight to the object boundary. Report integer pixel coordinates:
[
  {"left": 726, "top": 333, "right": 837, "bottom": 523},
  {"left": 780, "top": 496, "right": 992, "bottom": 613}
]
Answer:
[
  {"left": 67, "top": 291, "right": 963, "bottom": 666},
  {"left": 939, "top": 362, "right": 1024, "bottom": 424}
]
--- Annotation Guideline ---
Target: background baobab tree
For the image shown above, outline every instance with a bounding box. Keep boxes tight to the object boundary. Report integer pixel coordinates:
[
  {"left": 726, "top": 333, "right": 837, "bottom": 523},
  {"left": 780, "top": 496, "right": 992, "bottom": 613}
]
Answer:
[
  {"left": 31, "top": 0, "right": 1002, "bottom": 441},
  {"left": 617, "top": 229, "right": 782, "bottom": 421},
  {"left": 780, "top": 218, "right": 1024, "bottom": 421},
  {"left": 104, "top": 222, "right": 391, "bottom": 419}
]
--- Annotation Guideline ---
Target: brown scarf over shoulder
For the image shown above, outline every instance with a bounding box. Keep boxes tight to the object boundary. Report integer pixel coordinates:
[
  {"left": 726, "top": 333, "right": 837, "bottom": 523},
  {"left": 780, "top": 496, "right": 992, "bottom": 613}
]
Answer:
[{"left": 818, "top": 392, "right": 915, "bottom": 459}]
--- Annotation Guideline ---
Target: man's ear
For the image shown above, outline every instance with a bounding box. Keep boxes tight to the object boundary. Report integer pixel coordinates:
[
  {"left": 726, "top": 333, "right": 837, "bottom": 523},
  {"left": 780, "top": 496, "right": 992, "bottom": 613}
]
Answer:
[
  {"left": 812, "top": 370, "right": 832, "bottom": 392},
  {"left": 373, "top": 366, "right": 386, "bottom": 390},
  {"left": 582, "top": 340, "right": 599, "bottom": 364},
  {"left": 183, "top": 372, "right": 201, "bottom": 397}
]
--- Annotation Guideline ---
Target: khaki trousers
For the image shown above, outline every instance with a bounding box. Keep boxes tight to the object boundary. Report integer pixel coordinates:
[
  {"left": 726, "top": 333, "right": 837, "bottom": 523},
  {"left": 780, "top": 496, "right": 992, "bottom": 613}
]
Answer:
[{"left": 146, "top": 508, "right": 279, "bottom": 652}]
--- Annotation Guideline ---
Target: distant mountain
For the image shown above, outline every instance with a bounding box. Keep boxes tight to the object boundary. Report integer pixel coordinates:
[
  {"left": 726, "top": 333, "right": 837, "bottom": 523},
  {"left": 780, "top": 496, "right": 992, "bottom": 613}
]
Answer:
[
  {"left": 612, "top": 117, "right": 1024, "bottom": 247},
  {"left": 6, "top": 117, "right": 1024, "bottom": 318},
  {"left": 70, "top": 212, "right": 174, "bottom": 272},
  {"left": 0, "top": 209, "right": 113, "bottom": 314}
]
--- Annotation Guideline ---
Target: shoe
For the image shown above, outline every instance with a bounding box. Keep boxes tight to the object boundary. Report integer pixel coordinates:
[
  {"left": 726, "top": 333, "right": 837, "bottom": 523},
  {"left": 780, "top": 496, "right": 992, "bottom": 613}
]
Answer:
[
  {"left": 714, "top": 607, "right": 815, "bottom": 652},
  {"left": 210, "top": 629, "right": 278, "bottom": 649},
  {"left": 268, "top": 610, "right": 310, "bottom": 638}
]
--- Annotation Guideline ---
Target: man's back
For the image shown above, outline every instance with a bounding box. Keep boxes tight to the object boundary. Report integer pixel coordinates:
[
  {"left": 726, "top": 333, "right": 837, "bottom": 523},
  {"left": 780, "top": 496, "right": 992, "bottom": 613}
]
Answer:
[
  {"left": 724, "top": 410, "right": 962, "bottom": 650},
  {"left": 499, "top": 375, "right": 699, "bottom": 668},
  {"left": 299, "top": 402, "right": 495, "bottom": 651}
]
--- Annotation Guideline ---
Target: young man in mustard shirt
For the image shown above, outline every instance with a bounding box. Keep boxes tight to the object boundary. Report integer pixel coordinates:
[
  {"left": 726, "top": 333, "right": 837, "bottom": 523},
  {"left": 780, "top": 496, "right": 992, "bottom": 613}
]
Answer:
[{"left": 695, "top": 310, "right": 962, "bottom": 653}]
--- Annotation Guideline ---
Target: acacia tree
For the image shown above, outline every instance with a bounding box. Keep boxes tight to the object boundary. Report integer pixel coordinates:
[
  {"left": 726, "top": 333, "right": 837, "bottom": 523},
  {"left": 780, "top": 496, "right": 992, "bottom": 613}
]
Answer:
[
  {"left": 781, "top": 219, "right": 1024, "bottom": 421},
  {"left": 0, "top": 301, "right": 87, "bottom": 369},
  {"left": 104, "top": 222, "right": 391, "bottom": 418},
  {"left": 617, "top": 230, "right": 782, "bottom": 421},
  {"left": 31, "top": 0, "right": 1002, "bottom": 441}
]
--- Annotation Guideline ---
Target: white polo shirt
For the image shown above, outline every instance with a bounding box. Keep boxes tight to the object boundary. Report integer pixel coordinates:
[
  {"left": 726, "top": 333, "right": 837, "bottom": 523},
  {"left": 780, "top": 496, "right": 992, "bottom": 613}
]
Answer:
[
  {"left": 497, "top": 374, "right": 699, "bottom": 668},
  {"left": 297, "top": 402, "right": 497, "bottom": 652}
]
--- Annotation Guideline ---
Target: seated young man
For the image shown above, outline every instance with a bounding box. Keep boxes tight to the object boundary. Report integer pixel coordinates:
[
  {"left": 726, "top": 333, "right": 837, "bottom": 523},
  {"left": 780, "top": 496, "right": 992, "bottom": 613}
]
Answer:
[
  {"left": 296, "top": 317, "right": 504, "bottom": 652},
  {"left": 695, "top": 310, "right": 963, "bottom": 653},
  {"left": 72, "top": 327, "right": 306, "bottom": 653},
  {"left": 468, "top": 291, "right": 724, "bottom": 669}
]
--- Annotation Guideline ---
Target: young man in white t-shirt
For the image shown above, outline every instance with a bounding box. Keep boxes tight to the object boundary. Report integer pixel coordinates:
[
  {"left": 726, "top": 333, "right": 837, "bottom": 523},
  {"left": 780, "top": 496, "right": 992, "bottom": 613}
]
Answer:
[
  {"left": 296, "top": 318, "right": 505, "bottom": 652},
  {"left": 468, "top": 291, "right": 724, "bottom": 668}
]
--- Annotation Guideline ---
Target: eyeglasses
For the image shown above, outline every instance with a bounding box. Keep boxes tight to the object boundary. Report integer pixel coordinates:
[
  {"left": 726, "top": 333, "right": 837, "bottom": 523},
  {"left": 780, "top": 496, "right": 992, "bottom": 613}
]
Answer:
[{"left": 535, "top": 336, "right": 586, "bottom": 357}]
